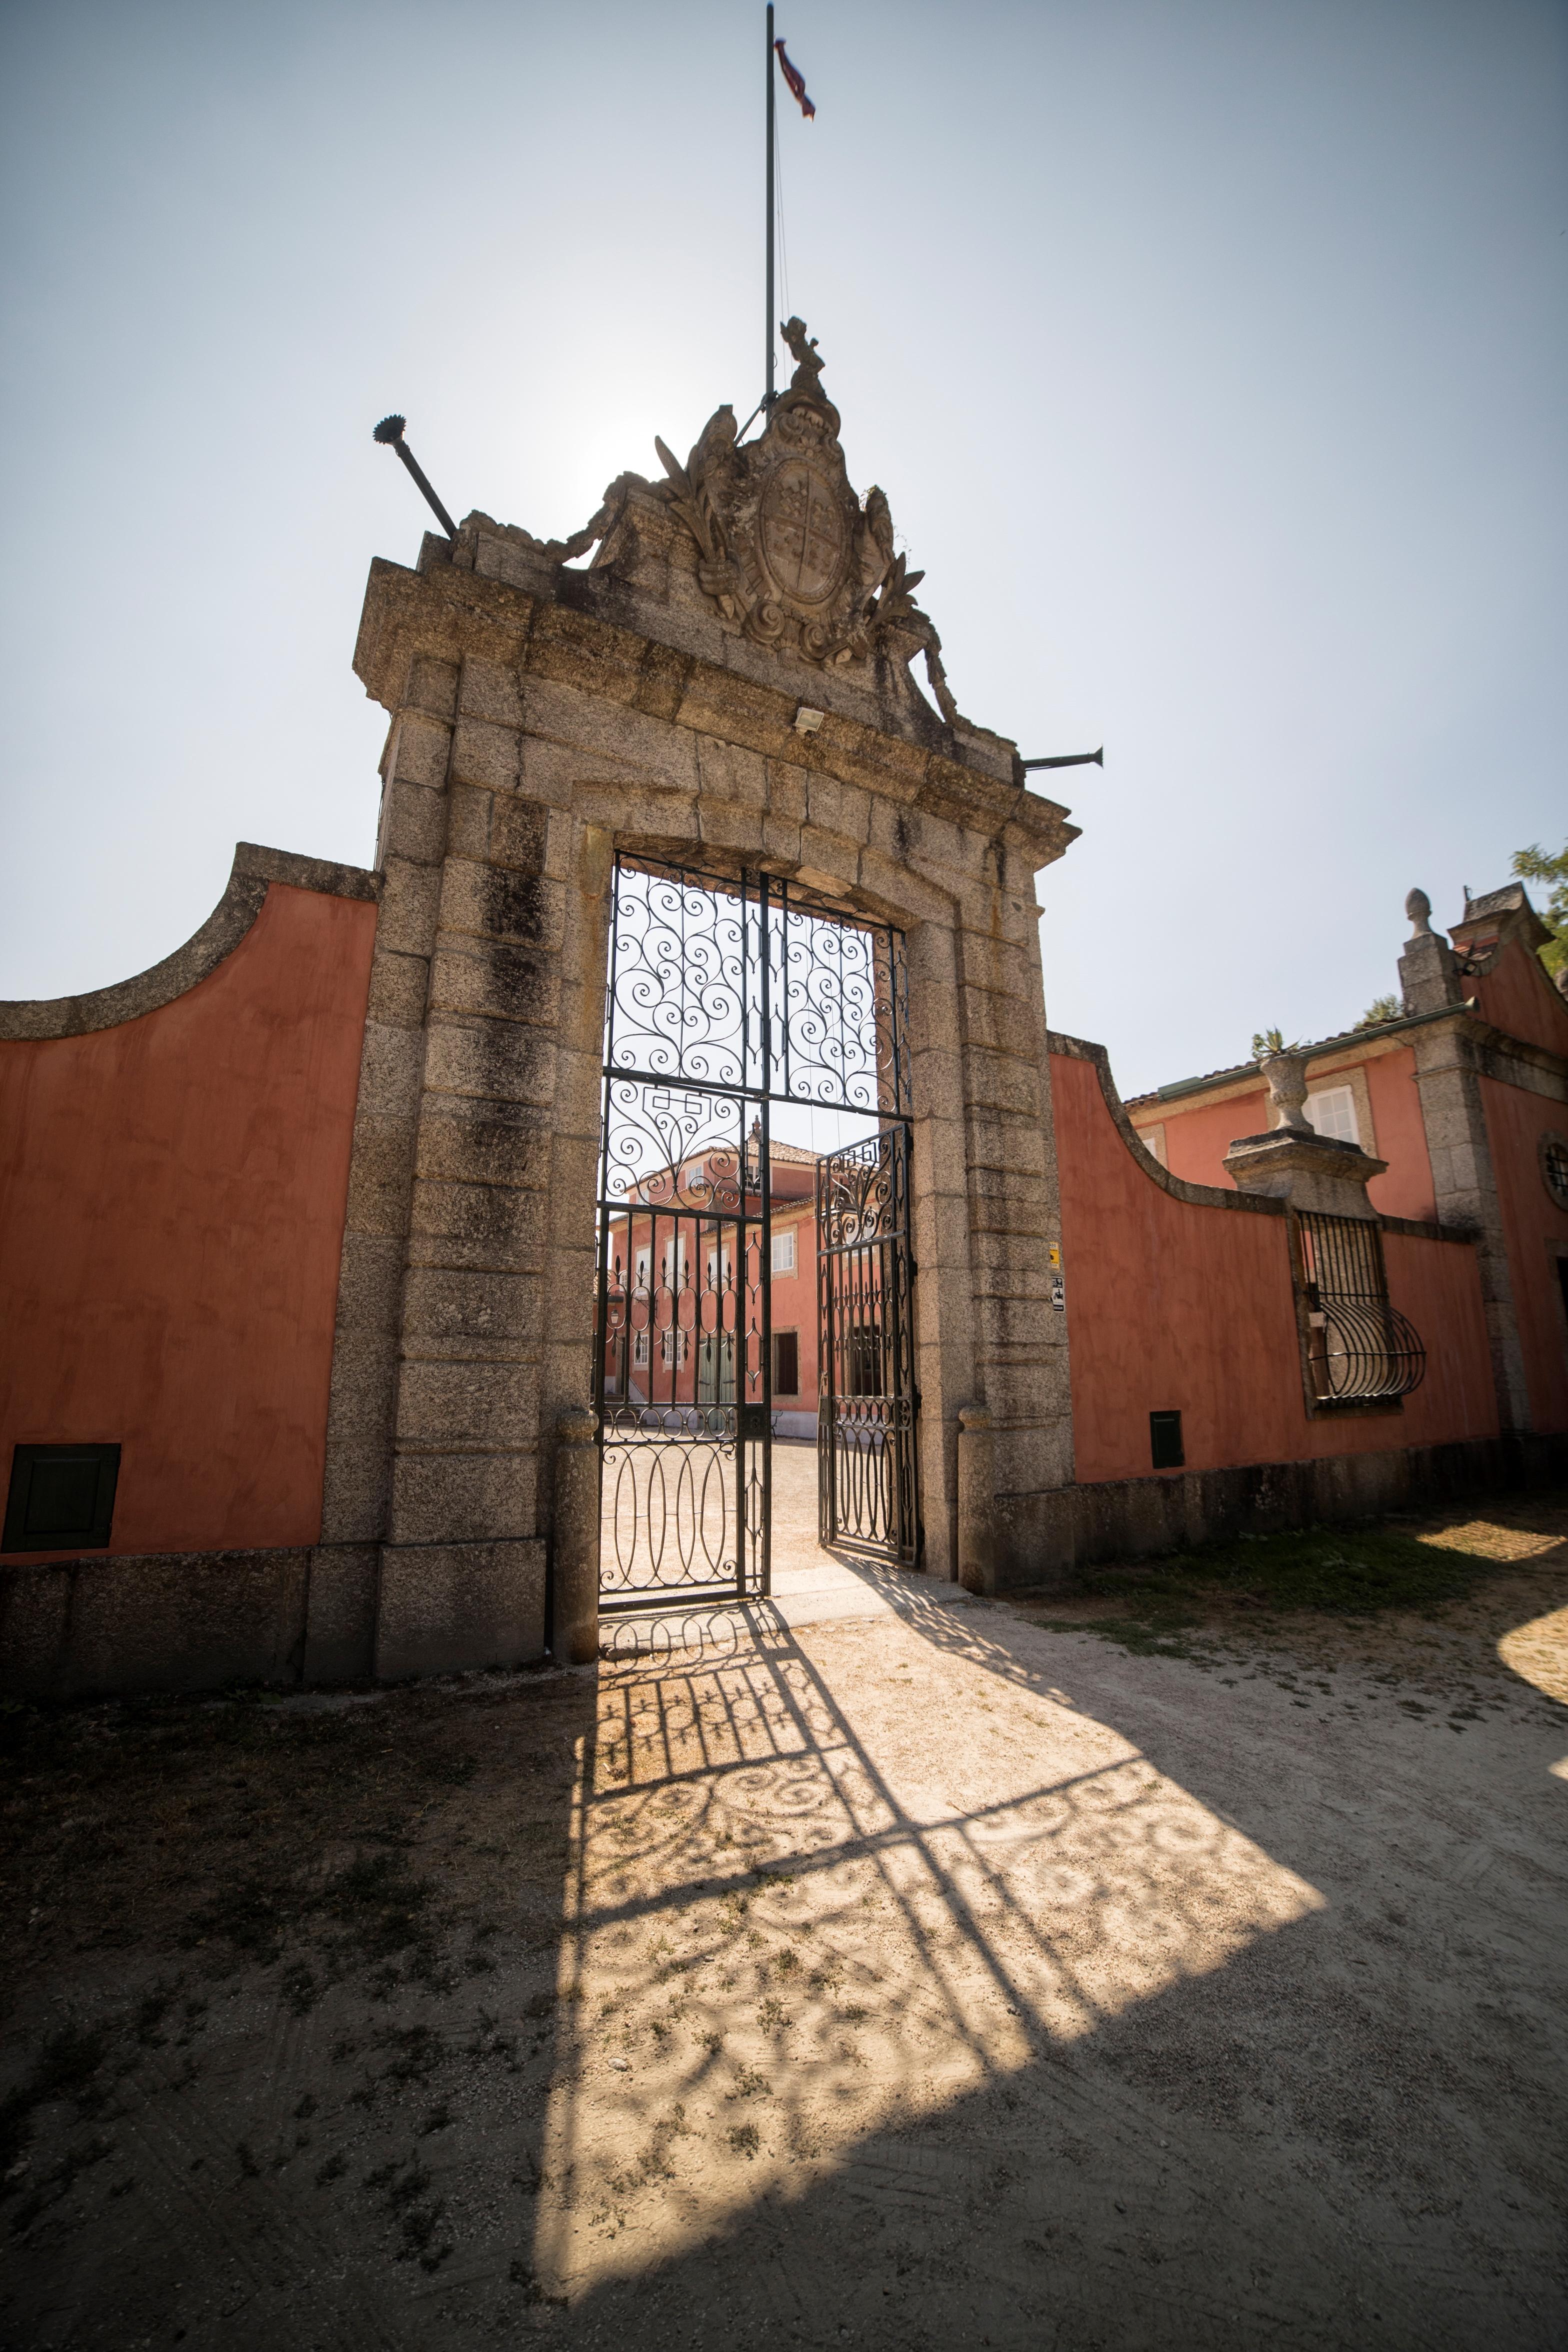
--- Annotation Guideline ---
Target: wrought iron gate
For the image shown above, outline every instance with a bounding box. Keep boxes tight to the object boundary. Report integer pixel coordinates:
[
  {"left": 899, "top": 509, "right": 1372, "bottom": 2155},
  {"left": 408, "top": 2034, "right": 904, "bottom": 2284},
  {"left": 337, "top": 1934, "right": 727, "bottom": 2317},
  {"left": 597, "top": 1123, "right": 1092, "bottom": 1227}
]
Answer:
[
  {"left": 816, "top": 1126, "right": 919, "bottom": 1566},
  {"left": 594, "top": 854, "right": 914, "bottom": 1610}
]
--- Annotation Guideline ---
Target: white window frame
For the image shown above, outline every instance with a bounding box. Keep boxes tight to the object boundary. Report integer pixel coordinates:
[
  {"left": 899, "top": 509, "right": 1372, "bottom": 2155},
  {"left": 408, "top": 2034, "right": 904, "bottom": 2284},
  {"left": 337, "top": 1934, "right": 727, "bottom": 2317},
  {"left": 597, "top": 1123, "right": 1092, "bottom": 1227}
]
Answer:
[
  {"left": 632, "top": 1330, "right": 650, "bottom": 1368},
  {"left": 660, "top": 1327, "right": 688, "bottom": 1366},
  {"left": 1306, "top": 1085, "right": 1359, "bottom": 1146},
  {"left": 771, "top": 1226, "right": 797, "bottom": 1276}
]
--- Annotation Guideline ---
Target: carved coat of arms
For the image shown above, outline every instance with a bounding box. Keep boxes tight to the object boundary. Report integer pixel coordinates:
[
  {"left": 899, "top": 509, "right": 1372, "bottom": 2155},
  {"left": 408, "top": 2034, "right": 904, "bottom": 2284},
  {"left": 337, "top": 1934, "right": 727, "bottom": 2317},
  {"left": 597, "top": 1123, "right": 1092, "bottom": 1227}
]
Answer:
[{"left": 648, "top": 320, "right": 960, "bottom": 721}]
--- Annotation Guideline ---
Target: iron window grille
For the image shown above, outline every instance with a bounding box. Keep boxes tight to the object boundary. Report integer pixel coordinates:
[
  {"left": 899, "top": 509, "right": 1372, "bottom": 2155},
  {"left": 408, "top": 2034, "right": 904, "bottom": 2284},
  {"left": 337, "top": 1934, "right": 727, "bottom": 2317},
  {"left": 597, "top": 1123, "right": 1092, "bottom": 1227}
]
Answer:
[{"left": 1294, "top": 1212, "right": 1426, "bottom": 1405}]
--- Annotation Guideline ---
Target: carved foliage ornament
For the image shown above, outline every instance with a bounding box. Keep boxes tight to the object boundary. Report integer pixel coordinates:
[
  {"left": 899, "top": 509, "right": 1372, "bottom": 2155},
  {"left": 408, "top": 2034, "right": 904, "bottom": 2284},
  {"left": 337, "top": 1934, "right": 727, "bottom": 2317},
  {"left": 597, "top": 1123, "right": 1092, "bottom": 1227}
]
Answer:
[{"left": 650, "top": 320, "right": 960, "bottom": 722}]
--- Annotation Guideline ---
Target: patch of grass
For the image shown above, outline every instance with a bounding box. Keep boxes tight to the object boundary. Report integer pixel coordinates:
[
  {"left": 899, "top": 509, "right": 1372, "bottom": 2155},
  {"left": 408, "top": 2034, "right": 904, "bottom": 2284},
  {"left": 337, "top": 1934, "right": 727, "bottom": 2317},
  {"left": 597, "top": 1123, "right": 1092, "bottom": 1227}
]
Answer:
[{"left": 1036, "top": 1520, "right": 1500, "bottom": 1650}]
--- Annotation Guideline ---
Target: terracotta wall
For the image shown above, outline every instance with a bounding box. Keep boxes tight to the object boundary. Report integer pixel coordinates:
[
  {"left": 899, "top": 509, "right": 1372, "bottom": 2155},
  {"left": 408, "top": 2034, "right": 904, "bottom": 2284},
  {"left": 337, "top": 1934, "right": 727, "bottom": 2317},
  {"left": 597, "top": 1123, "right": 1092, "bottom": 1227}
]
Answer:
[
  {"left": 1474, "top": 938, "right": 1568, "bottom": 1060},
  {"left": 1143, "top": 1046, "right": 1436, "bottom": 1222},
  {"left": 1050, "top": 1052, "right": 1496, "bottom": 1486},
  {"left": 1480, "top": 1075, "right": 1568, "bottom": 1433},
  {"left": 0, "top": 884, "right": 376, "bottom": 1561}
]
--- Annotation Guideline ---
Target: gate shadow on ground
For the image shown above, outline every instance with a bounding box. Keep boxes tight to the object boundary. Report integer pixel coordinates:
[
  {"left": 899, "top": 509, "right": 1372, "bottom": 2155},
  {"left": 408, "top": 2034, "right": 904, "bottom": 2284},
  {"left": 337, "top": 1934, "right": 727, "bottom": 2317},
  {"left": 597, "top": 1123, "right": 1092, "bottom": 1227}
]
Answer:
[{"left": 522, "top": 1585, "right": 1568, "bottom": 2350}]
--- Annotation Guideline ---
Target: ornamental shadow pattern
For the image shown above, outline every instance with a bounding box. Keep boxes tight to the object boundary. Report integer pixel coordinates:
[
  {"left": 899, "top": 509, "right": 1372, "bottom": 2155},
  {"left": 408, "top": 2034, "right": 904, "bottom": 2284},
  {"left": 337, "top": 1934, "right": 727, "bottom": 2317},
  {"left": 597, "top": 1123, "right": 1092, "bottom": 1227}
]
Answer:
[{"left": 532, "top": 1595, "right": 1323, "bottom": 2304}]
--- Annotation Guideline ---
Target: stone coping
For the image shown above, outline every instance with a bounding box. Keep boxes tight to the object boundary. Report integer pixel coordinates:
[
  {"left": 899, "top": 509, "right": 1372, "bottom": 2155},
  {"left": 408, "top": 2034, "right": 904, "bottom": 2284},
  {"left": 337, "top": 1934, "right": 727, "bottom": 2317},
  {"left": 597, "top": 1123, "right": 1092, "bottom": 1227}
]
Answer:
[
  {"left": 1046, "top": 1032, "right": 1284, "bottom": 1217},
  {"left": 0, "top": 843, "right": 379, "bottom": 1042}
]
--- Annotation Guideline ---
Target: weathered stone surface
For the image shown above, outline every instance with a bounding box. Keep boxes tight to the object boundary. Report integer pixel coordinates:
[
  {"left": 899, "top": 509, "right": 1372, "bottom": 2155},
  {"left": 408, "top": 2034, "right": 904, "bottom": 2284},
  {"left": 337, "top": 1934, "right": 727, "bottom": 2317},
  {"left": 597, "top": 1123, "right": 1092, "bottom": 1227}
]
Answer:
[
  {"left": 394, "top": 1358, "right": 540, "bottom": 1451},
  {"left": 366, "top": 948, "right": 430, "bottom": 1030},
  {"left": 415, "top": 1106, "right": 552, "bottom": 1190},
  {"left": 385, "top": 714, "right": 451, "bottom": 793},
  {"left": 450, "top": 718, "right": 522, "bottom": 793},
  {"left": 408, "top": 1178, "right": 547, "bottom": 1271},
  {"left": 402, "top": 1266, "right": 542, "bottom": 1354},
  {"left": 374, "top": 1539, "right": 544, "bottom": 1678},
  {"left": 438, "top": 858, "right": 566, "bottom": 952},
  {"left": 388, "top": 1452, "right": 538, "bottom": 1548},
  {"left": 377, "top": 778, "right": 448, "bottom": 867},
  {"left": 457, "top": 656, "right": 524, "bottom": 727},
  {"left": 377, "top": 856, "right": 442, "bottom": 959},
  {"left": 302, "top": 1544, "right": 377, "bottom": 1683},
  {"left": 428, "top": 940, "right": 560, "bottom": 1028},
  {"left": 0, "top": 1550, "right": 310, "bottom": 1700},
  {"left": 344, "top": 1114, "right": 420, "bottom": 1235},
  {"left": 406, "top": 655, "right": 459, "bottom": 720},
  {"left": 420, "top": 1016, "right": 558, "bottom": 1108}
]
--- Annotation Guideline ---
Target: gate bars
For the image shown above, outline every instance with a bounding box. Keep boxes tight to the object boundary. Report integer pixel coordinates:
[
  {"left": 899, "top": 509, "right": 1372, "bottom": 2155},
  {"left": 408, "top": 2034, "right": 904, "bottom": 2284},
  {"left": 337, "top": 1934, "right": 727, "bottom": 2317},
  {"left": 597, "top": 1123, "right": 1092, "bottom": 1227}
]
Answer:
[
  {"left": 593, "top": 856, "right": 914, "bottom": 1610},
  {"left": 817, "top": 1126, "right": 919, "bottom": 1566}
]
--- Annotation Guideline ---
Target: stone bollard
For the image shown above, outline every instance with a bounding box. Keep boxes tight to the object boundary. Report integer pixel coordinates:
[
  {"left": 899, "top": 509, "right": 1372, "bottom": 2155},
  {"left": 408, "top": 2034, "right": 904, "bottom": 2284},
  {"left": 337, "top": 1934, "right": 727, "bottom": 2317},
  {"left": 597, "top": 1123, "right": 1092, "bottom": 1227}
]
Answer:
[
  {"left": 552, "top": 1406, "right": 600, "bottom": 1666},
  {"left": 956, "top": 1404, "right": 996, "bottom": 1596}
]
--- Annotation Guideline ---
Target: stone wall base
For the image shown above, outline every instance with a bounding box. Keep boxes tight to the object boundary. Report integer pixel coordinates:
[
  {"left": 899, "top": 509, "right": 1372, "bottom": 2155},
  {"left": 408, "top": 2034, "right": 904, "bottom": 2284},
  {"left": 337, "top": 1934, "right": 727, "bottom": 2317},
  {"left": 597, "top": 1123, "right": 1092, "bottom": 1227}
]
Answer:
[
  {"left": 0, "top": 1536, "right": 547, "bottom": 1702},
  {"left": 993, "top": 1432, "right": 1568, "bottom": 1594}
]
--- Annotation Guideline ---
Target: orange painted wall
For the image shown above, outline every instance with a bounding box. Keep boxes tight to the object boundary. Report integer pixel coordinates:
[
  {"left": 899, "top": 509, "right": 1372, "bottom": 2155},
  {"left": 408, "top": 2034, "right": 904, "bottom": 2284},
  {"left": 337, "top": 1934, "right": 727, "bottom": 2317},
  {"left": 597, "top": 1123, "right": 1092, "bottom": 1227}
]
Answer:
[
  {"left": 0, "top": 884, "right": 376, "bottom": 1560},
  {"left": 1138, "top": 1046, "right": 1437, "bottom": 1222},
  {"left": 1479, "top": 1076, "right": 1568, "bottom": 1432},
  {"left": 1146, "top": 1083, "right": 1266, "bottom": 1193},
  {"left": 1360, "top": 1048, "right": 1436, "bottom": 1221},
  {"left": 1051, "top": 1054, "right": 1496, "bottom": 1484},
  {"left": 1474, "top": 939, "right": 1568, "bottom": 1060}
]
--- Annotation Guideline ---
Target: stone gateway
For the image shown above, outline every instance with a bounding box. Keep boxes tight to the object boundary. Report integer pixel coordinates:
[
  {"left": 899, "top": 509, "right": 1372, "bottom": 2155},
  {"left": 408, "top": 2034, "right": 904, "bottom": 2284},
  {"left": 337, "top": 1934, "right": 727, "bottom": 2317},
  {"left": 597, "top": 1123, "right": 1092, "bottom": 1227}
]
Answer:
[{"left": 0, "top": 323, "right": 1535, "bottom": 1701}]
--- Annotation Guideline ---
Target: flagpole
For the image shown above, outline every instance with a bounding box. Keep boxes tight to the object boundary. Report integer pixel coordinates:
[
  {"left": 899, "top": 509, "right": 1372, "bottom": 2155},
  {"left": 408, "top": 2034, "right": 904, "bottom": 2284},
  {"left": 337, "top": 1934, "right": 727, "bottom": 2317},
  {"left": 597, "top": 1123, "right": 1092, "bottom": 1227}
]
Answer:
[{"left": 765, "top": 2, "right": 776, "bottom": 410}]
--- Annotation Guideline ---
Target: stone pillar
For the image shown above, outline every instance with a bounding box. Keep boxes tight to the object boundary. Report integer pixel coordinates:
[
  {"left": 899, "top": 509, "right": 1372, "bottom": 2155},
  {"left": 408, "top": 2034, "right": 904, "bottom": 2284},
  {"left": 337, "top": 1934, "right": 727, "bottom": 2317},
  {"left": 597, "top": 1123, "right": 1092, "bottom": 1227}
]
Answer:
[
  {"left": 550, "top": 1406, "right": 600, "bottom": 1665},
  {"left": 1398, "top": 887, "right": 1462, "bottom": 1016},
  {"left": 956, "top": 1404, "right": 997, "bottom": 1595},
  {"left": 1407, "top": 1024, "right": 1532, "bottom": 1431},
  {"left": 1396, "top": 887, "right": 1531, "bottom": 1430}
]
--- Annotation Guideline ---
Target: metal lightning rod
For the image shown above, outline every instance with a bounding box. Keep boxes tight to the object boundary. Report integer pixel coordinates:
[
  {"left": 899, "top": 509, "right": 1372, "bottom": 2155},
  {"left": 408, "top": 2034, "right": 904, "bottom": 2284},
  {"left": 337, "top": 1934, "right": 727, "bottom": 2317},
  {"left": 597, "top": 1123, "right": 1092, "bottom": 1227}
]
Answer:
[
  {"left": 765, "top": 2, "right": 776, "bottom": 414},
  {"left": 372, "top": 414, "right": 458, "bottom": 540}
]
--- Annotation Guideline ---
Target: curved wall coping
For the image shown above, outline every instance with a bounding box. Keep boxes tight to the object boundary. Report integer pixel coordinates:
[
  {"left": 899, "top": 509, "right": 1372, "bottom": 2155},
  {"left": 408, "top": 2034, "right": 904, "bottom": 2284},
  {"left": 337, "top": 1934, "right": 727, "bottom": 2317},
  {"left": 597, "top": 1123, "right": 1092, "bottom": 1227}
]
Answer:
[
  {"left": 0, "top": 844, "right": 379, "bottom": 1042},
  {"left": 1048, "top": 1030, "right": 1470, "bottom": 1248},
  {"left": 1047, "top": 1030, "right": 1284, "bottom": 1218}
]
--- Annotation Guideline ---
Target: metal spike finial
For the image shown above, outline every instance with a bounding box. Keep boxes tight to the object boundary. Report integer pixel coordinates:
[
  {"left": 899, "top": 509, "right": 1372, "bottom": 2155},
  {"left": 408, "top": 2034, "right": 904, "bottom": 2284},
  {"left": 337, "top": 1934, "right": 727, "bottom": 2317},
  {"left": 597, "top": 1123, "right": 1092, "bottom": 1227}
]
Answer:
[{"left": 371, "top": 412, "right": 458, "bottom": 540}]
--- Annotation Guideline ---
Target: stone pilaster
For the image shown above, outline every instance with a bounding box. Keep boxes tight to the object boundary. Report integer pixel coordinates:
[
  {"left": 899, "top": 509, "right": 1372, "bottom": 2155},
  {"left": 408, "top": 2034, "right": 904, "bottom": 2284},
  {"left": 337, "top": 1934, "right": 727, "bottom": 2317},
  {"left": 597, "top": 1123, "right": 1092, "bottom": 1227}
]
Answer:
[{"left": 1407, "top": 1019, "right": 1532, "bottom": 1432}]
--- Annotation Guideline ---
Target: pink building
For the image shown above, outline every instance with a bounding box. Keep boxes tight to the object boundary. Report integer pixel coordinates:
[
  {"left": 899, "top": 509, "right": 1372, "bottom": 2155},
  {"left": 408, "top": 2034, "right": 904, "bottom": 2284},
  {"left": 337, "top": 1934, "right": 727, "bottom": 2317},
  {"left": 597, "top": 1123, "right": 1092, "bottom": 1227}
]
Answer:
[
  {"left": 1120, "top": 882, "right": 1568, "bottom": 1460},
  {"left": 600, "top": 1134, "right": 824, "bottom": 1440}
]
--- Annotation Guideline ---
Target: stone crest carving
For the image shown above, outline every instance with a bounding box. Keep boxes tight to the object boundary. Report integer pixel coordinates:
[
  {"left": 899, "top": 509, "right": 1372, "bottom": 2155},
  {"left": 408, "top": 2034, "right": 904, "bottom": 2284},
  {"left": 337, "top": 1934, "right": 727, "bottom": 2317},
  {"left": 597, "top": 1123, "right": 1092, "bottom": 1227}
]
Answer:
[{"left": 650, "top": 319, "right": 961, "bottom": 722}]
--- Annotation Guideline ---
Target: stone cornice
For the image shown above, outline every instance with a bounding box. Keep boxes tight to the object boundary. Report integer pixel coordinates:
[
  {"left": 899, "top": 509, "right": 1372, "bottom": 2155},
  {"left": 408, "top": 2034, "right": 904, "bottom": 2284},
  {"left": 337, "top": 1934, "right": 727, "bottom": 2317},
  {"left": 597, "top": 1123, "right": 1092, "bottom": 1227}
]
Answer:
[
  {"left": 354, "top": 554, "right": 1078, "bottom": 872},
  {"left": 0, "top": 843, "right": 378, "bottom": 1042}
]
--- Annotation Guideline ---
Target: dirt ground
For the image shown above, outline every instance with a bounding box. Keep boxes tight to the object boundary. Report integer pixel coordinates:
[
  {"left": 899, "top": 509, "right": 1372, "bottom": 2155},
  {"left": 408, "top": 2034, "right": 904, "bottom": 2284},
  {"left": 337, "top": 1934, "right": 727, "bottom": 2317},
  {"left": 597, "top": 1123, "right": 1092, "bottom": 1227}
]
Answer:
[{"left": 3, "top": 1490, "right": 1566, "bottom": 2352}]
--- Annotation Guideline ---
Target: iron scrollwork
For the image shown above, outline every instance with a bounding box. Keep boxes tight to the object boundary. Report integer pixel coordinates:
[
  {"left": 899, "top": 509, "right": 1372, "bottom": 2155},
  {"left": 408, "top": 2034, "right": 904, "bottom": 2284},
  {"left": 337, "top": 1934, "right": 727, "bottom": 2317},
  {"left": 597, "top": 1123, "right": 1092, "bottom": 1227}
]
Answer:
[{"left": 595, "top": 854, "right": 919, "bottom": 1612}]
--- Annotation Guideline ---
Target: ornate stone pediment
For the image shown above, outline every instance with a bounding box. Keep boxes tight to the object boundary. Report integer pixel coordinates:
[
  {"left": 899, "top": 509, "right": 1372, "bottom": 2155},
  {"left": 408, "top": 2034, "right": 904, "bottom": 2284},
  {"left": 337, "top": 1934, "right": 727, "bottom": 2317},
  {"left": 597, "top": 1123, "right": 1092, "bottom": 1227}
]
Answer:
[{"left": 646, "top": 320, "right": 962, "bottom": 724}]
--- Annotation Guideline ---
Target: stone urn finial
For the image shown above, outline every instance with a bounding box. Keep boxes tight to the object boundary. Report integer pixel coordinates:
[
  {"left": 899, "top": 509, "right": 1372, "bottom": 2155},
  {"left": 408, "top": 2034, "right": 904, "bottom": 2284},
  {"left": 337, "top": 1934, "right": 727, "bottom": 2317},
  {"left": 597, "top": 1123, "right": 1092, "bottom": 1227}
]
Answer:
[
  {"left": 1254, "top": 1036, "right": 1312, "bottom": 1134},
  {"left": 1405, "top": 887, "right": 1432, "bottom": 936}
]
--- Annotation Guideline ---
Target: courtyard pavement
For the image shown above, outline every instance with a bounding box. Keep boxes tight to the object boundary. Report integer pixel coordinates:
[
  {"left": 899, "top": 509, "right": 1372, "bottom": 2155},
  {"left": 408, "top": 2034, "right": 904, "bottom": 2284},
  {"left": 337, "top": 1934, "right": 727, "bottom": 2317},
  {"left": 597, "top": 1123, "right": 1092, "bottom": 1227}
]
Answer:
[{"left": 2, "top": 1493, "right": 1565, "bottom": 2350}]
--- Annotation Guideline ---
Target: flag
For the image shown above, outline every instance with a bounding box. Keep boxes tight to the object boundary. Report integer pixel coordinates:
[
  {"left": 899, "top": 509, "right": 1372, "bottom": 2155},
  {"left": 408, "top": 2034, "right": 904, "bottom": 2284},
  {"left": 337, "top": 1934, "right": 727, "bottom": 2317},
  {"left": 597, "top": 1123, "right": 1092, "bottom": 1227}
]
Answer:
[{"left": 774, "top": 38, "right": 816, "bottom": 119}]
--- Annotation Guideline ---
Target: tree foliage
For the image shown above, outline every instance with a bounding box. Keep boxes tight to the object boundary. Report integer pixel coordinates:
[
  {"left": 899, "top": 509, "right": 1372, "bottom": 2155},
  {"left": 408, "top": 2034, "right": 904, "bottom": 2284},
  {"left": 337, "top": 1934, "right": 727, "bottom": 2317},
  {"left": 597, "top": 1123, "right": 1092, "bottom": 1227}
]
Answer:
[
  {"left": 1356, "top": 994, "right": 1402, "bottom": 1028},
  {"left": 1512, "top": 840, "right": 1568, "bottom": 977}
]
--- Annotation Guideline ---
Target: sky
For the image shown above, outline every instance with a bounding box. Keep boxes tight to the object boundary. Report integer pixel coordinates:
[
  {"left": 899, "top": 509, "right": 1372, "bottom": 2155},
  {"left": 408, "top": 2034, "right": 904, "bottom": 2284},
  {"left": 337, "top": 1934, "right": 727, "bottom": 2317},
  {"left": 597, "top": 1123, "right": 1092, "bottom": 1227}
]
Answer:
[{"left": 1, "top": 0, "right": 1564, "bottom": 1098}]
